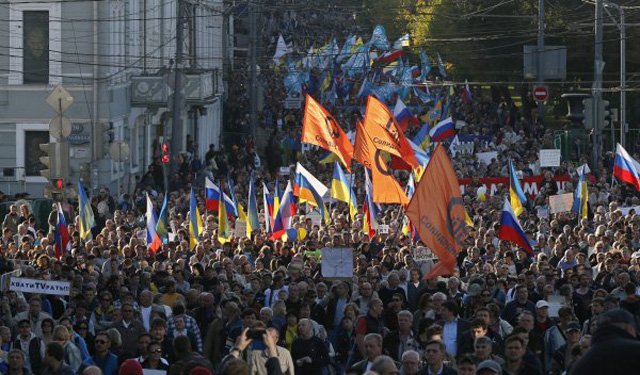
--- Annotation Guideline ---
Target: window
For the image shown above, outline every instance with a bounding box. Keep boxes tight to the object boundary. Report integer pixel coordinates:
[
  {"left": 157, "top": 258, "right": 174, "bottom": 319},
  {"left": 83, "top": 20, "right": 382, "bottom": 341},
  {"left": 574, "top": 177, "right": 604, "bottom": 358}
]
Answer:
[
  {"left": 24, "top": 130, "right": 48, "bottom": 177},
  {"left": 23, "top": 11, "right": 49, "bottom": 84},
  {"left": 9, "top": 2, "right": 61, "bottom": 85}
]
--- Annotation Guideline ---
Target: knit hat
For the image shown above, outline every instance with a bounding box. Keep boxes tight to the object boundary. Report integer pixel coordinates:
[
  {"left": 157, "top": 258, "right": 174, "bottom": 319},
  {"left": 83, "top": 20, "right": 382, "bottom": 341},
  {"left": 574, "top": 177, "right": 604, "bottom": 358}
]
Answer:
[{"left": 119, "top": 359, "right": 143, "bottom": 375}]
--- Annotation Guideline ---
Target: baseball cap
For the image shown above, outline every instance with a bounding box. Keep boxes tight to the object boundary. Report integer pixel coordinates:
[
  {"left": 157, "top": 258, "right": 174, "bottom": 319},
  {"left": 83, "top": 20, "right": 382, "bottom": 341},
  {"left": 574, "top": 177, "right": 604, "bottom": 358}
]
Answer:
[
  {"left": 535, "top": 300, "right": 549, "bottom": 309},
  {"left": 566, "top": 322, "right": 581, "bottom": 332},
  {"left": 477, "top": 359, "right": 502, "bottom": 374},
  {"left": 119, "top": 359, "right": 143, "bottom": 375}
]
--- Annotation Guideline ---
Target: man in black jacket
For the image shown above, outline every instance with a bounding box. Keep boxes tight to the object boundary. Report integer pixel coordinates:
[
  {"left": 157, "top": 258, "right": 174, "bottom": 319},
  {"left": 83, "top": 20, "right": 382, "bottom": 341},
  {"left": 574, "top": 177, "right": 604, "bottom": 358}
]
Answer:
[
  {"left": 570, "top": 309, "right": 640, "bottom": 375},
  {"left": 419, "top": 340, "right": 457, "bottom": 375}
]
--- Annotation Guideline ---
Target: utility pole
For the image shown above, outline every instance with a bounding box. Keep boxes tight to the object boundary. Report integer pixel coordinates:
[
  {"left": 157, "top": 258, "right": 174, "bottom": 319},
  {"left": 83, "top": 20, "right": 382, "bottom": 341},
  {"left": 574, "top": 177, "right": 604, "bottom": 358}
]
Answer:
[
  {"left": 593, "top": 0, "right": 604, "bottom": 172},
  {"left": 537, "top": 0, "right": 545, "bottom": 122},
  {"left": 620, "top": 6, "right": 626, "bottom": 148},
  {"left": 248, "top": 0, "right": 258, "bottom": 140},
  {"left": 603, "top": 1, "right": 627, "bottom": 149},
  {"left": 169, "top": 0, "right": 185, "bottom": 185}
]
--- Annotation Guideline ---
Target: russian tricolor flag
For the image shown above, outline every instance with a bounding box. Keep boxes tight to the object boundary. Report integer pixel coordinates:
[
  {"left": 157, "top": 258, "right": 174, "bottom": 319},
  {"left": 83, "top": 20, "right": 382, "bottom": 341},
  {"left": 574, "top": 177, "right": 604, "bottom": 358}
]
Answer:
[
  {"left": 393, "top": 98, "right": 419, "bottom": 132},
  {"left": 271, "top": 181, "right": 296, "bottom": 240},
  {"left": 498, "top": 198, "right": 533, "bottom": 255},
  {"left": 462, "top": 79, "right": 472, "bottom": 103},
  {"left": 146, "top": 195, "right": 161, "bottom": 254},
  {"left": 262, "top": 182, "right": 274, "bottom": 234},
  {"left": 614, "top": 143, "right": 640, "bottom": 191},
  {"left": 54, "top": 203, "right": 69, "bottom": 259},
  {"left": 429, "top": 117, "right": 455, "bottom": 141},
  {"left": 205, "top": 177, "right": 237, "bottom": 216}
]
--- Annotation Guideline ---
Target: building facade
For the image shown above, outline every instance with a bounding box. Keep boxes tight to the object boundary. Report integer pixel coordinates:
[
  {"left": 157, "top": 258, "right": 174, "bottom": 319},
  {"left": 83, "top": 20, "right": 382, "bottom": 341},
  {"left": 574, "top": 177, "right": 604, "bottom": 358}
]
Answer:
[{"left": 0, "top": 0, "right": 224, "bottom": 198}]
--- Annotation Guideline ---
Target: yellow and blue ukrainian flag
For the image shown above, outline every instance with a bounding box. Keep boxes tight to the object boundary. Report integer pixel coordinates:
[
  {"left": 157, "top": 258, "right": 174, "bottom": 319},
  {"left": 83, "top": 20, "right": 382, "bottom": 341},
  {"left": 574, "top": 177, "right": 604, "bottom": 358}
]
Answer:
[
  {"left": 78, "top": 179, "right": 95, "bottom": 239},
  {"left": 331, "top": 162, "right": 358, "bottom": 221},
  {"left": 509, "top": 159, "right": 527, "bottom": 216},
  {"left": 572, "top": 169, "right": 589, "bottom": 219},
  {"left": 189, "top": 187, "right": 203, "bottom": 249}
]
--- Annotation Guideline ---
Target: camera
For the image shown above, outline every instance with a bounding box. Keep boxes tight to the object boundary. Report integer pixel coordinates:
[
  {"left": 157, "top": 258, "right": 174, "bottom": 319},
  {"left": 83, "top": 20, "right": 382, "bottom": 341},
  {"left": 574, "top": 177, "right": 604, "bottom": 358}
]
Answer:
[{"left": 246, "top": 328, "right": 266, "bottom": 340}]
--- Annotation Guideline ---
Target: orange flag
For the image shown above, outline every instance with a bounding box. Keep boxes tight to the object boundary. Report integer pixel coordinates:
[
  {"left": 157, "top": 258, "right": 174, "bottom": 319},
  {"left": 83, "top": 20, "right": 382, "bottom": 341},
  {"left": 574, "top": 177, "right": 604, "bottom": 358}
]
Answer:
[
  {"left": 371, "top": 155, "right": 408, "bottom": 204},
  {"left": 362, "top": 96, "right": 419, "bottom": 168},
  {"left": 357, "top": 118, "right": 408, "bottom": 204},
  {"left": 354, "top": 119, "right": 374, "bottom": 169},
  {"left": 405, "top": 145, "right": 467, "bottom": 279},
  {"left": 302, "top": 94, "right": 354, "bottom": 171}
]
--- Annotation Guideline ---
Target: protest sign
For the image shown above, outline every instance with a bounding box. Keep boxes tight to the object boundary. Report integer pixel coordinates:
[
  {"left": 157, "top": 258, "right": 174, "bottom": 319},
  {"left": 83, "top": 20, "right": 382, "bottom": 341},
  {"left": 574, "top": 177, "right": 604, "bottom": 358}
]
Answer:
[
  {"left": 549, "top": 193, "right": 573, "bottom": 214},
  {"left": 547, "top": 295, "right": 567, "bottom": 318},
  {"left": 539, "top": 149, "right": 561, "bottom": 167},
  {"left": 537, "top": 206, "right": 549, "bottom": 219},
  {"left": 279, "top": 166, "right": 291, "bottom": 176},
  {"left": 234, "top": 220, "right": 247, "bottom": 238},
  {"left": 307, "top": 211, "right": 322, "bottom": 227},
  {"left": 476, "top": 151, "right": 498, "bottom": 166},
  {"left": 458, "top": 175, "right": 571, "bottom": 198},
  {"left": 619, "top": 206, "right": 640, "bottom": 216},
  {"left": 10, "top": 278, "right": 70, "bottom": 296},
  {"left": 321, "top": 248, "right": 353, "bottom": 279},
  {"left": 413, "top": 246, "right": 434, "bottom": 261},
  {"left": 378, "top": 224, "right": 390, "bottom": 234}
]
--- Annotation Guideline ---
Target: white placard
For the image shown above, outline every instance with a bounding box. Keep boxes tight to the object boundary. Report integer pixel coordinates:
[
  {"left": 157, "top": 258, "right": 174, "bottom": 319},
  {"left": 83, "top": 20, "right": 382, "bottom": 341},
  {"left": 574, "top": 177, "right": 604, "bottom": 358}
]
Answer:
[
  {"left": 321, "top": 248, "right": 353, "bottom": 278},
  {"left": 279, "top": 166, "right": 291, "bottom": 176},
  {"left": 378, "top": 224, "right": 390, "bottom": 234},
  {"left": 234, "top": 220, "right": 247, "bottom": 238},
  {"left": 307, "top": 211, "right": 322, "bottom": 227},
  {"left": 413, "top": 246, "right": 434, "bottom": 261},
  {"left": 143, "top": 370, "right": 167, "bottom": 375},
  {"left": 539, "top": 149, "right": 561, "bottom": 167},
  {"left": 537, "top": 206, "right": 549, "bottom": 219},
  {"left": 549, "top": 193, "right": 574, "bottom": 214},
  {"left": 477, "top": 151, "right": 498, "bottom": 166},
  {"left": 10, "top": 278, "right": 71, "bottom": 296},
  {"left": 547, "top": 295, "right": 567, "bottom": 318},
  {"left": 619, "top": 206, "right": 640, "bottom": 216}
]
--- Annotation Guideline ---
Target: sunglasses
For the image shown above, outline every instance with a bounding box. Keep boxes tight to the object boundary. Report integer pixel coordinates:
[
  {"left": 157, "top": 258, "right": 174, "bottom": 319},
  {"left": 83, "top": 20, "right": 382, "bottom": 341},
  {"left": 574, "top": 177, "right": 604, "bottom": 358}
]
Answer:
[
  {"left": 96, "top": 340, "right": 109, "bottom": 345},
  {"left": 150, "top": 349, "right": 162, "bottom": 354}
]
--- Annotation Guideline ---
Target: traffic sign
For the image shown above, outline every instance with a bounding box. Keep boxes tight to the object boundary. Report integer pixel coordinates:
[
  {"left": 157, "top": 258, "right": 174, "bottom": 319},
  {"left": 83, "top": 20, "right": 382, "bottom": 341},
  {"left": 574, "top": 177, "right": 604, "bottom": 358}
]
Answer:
[
  {"left": 49, "top": 115, "right": 72, "bottom": 139},
  {"left": 533, "top": 86, "right": 549, "bottom": 101},
  {"left": 46, "top": 85, "right": 74, "bottom": 114}
]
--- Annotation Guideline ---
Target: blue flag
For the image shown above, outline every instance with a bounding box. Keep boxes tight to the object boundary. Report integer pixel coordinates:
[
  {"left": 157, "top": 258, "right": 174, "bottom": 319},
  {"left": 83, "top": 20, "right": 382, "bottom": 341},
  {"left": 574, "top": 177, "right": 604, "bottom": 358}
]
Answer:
[{"left": 370, "top": 25, "right": 390, "bottom": 50}]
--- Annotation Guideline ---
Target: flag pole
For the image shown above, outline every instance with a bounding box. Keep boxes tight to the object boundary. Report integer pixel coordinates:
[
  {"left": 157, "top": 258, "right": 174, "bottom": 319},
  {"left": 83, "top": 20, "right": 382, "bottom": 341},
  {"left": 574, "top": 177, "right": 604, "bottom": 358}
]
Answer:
[{"left": 346, "top": 158, "right": 357, "bottom": 225}]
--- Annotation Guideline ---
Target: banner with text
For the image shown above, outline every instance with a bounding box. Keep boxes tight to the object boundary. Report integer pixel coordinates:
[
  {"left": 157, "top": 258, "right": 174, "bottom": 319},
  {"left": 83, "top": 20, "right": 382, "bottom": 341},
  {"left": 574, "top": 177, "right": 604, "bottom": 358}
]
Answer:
[
  {"left": 10, "top": 278, "right": 71, "bottom": 296},
  {"left": 458, "top": 175, "right": 571, "bottom": 198}
]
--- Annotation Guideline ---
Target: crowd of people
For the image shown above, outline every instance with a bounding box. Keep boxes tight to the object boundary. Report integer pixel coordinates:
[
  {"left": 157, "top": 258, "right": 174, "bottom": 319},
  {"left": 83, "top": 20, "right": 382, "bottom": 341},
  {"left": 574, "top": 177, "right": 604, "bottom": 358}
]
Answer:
[{"left": 1, "top": 2, "right": 640, "bottom": 375}]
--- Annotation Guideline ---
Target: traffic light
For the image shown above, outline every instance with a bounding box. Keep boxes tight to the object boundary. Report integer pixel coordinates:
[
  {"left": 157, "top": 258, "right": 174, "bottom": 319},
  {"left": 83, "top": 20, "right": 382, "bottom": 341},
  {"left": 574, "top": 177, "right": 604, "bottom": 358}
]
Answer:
[
  {"left": 54, "top": 178, "right": 64, "bottom": 190},
  {"left": 582, "top": 98, "right": 594, "bottom": 129},
  {"left": 39, "top": 143, "right": 56, "bottom": 181},
  {"left": 600, "top": 100, "right": 611, "bottom": 128},
  {"left": 161, "top": 142, "right": 170, "bottom": 163},
  {"left": 39, "top": 142, "right": 70, "bottom": 189}
]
